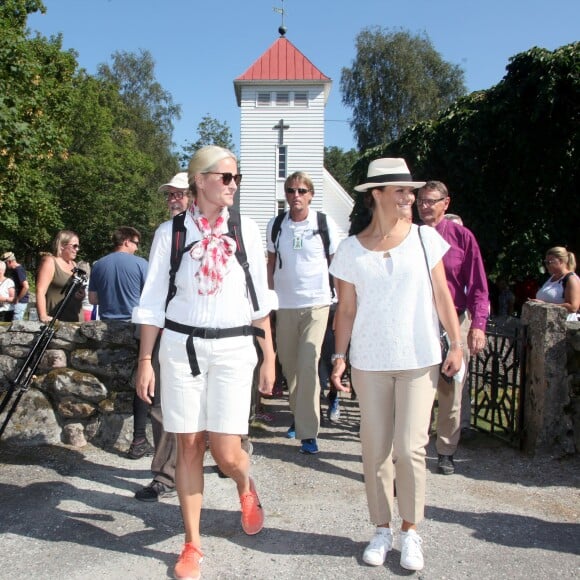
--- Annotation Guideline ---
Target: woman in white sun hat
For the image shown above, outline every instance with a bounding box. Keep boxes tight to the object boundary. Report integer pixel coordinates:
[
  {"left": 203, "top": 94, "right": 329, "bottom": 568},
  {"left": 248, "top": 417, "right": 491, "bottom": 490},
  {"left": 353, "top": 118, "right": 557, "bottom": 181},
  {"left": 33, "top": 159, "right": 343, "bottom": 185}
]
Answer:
[{"left": 330, "top": 157, "right": 462, "bottom": 572}]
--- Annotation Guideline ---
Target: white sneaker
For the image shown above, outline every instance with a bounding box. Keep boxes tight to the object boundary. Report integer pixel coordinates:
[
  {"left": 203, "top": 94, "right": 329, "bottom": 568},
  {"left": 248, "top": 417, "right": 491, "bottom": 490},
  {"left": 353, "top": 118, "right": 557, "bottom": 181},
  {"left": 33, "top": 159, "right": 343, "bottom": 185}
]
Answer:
[
  {"left": 400, "top": 529, "right": 424, "bottom": 571},
  {"left": 362, "top": 527, "right": 393, "bottom": 566}
]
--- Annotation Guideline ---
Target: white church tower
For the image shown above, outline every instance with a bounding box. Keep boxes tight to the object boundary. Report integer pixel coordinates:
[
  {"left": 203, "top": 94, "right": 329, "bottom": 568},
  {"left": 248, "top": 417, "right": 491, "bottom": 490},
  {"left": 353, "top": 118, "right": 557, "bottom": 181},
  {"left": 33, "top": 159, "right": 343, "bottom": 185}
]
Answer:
[{"left": 233, "top": 27, "right": 353, "bottom": 241}]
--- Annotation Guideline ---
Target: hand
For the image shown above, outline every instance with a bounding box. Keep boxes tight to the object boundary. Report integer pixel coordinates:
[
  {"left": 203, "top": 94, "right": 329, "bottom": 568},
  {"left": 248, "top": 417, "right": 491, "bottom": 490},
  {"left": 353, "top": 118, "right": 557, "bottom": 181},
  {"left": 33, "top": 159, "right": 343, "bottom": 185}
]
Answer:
[
  {"left": 257, "top": 359, "right": 276, "bottom": 395},
  {"left": 135, "top": 359, "right": 155, "bottom": 404},
  {"left": 40, "top": 315, "right": 53, "bottom": 324},
  {"left": 330, "top": 358, "right": 351, "bottom": 393},
  {"left": 441, "top": 347, "right": 463, "bottom": 378},
  {"left": 468, "top": 328, "right": 486, "bottom": 356}
]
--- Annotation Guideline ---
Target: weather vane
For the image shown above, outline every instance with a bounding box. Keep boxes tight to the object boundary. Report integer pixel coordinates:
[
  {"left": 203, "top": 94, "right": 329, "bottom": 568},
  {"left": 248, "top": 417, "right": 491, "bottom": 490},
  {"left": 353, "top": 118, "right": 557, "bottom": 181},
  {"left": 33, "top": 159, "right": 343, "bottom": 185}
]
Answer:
[{"left": 273, "top": 0, "right": 287, "bottom": 36}]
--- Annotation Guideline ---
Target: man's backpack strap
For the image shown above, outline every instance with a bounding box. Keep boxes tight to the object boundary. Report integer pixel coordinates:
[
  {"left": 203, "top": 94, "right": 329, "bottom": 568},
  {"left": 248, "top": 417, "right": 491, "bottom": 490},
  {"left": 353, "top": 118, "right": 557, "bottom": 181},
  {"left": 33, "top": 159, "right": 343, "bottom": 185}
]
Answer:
[
  {"left": 166, "top": 211, "right": 192, "bottom": 309},
  {"left": 271, "top": 211, "right": 286, "bottom": 270},
  {"left": 226, "top": 209, "right": 259, "bottom": 312},
  {"left": 314, "top": 211, "right": 331, "bottom": 266}
]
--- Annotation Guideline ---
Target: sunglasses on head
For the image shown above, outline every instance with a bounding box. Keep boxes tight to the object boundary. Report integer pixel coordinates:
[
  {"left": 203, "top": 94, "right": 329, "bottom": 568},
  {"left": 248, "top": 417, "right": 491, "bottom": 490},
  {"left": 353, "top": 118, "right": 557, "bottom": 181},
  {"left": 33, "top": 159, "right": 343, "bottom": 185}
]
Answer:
[
  {"left": 285, "top": 187, "right": 311, "bottom": 195},
  {"left": 203, "top": 172, "right": 242, "bottom": 186}
]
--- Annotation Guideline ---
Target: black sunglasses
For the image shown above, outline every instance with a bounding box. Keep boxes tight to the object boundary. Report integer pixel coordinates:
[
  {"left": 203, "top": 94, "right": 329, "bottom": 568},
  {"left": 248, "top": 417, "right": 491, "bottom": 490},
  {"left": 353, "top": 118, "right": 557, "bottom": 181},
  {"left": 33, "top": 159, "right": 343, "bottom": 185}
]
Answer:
[
  {"left": 285, "top": 187, "right": 311, "bottom": 195},
  {"left": 203, "top": 172, "right": 242, "bottom": 186}
]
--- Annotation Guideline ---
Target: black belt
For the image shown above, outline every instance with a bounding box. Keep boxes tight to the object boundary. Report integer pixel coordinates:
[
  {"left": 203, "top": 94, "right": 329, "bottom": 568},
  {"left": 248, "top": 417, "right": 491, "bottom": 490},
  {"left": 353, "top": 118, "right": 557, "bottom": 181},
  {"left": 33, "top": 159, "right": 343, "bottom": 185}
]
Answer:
[{"left": 164, "top": 318, "right": 265, "bottom": 377}]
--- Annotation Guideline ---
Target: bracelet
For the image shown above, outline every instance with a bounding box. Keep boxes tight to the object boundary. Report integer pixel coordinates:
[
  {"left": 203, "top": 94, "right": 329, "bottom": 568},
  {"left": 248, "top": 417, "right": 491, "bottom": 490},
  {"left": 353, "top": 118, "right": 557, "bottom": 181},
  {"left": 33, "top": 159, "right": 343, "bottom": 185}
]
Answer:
[
  {"left": 139, "top": 356, "right": 152, "bottom": 362},
  {"left": 450, "top": 341, "right": 465, "bottom": 349},
  {"left": 331, "top": 353, "right": 346, "bottom": 363}
]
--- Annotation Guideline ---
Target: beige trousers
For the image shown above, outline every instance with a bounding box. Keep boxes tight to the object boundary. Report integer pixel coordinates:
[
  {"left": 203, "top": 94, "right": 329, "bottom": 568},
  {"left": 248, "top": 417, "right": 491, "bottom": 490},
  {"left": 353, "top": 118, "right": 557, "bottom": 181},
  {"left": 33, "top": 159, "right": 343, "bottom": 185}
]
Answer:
[
  {"left": 354, "top": 365, "right": 438, "bottom": 525},
  {"left": 276, "top": 306, "right": 329, "bottom": 440},
  {"left": 436, "top": 312, "right": 472, "bottom": 455}
]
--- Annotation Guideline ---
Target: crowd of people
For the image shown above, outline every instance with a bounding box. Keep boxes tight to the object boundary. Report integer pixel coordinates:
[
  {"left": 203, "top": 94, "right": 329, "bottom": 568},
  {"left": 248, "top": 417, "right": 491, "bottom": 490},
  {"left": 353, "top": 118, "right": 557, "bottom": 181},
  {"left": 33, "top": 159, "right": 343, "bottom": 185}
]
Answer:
[{"left": 1, "top": 149, "right": 578, "bottom": 580}]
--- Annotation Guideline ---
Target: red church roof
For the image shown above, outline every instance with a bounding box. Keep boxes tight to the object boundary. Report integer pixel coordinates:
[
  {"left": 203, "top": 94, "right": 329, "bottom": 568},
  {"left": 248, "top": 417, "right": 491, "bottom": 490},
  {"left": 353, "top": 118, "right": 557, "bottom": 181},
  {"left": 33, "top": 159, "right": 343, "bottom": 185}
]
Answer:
[
  {"left": 234, "top": 36, "right": 331, "bottom": 105},
  {"left": 236, "top": 37, "right": 330, "bottom": 82}
]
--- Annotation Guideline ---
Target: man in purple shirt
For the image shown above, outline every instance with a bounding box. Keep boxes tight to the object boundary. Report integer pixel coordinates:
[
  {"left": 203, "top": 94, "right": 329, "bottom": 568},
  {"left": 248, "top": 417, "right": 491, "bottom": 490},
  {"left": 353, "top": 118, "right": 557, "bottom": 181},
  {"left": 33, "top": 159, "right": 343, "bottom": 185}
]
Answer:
[{"left": 417, "top": 181, "right": 489, "bottom": 475}]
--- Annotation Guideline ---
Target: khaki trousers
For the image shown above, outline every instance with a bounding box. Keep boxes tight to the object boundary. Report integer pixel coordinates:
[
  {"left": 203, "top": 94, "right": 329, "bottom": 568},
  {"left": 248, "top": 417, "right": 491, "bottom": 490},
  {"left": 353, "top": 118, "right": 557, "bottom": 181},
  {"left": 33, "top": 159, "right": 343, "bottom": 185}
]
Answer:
[
  {"left": 276, "top": 306, "right": 329, "bottom": 440},
  {"left": 354, "top": 365, "right": 438, "bottom": 525},
  {"left": 436, "top": 313, "right": 471, "bottom": 455}
]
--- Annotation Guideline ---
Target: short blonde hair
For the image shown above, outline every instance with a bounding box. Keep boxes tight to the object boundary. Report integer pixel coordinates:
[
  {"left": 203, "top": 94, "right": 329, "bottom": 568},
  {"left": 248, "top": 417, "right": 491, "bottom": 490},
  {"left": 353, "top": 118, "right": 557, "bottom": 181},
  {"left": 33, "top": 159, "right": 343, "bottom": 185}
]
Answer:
[
  {"left": 546, "top": 246, "right": 577, "bottom": 271},
  {"left": 187, "top": 146, "right": 237, "bottom": 195}
]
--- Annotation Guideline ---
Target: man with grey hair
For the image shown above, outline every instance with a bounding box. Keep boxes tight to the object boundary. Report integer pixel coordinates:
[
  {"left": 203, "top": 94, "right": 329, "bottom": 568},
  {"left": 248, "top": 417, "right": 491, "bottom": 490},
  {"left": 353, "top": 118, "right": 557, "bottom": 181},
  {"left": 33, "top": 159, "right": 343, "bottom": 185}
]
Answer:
[
  {"left": 134, "top": 172, "right": 190, "bottom": 501},
  {"left": 417, "top": 180, "right": 489, "bottom": 475}
]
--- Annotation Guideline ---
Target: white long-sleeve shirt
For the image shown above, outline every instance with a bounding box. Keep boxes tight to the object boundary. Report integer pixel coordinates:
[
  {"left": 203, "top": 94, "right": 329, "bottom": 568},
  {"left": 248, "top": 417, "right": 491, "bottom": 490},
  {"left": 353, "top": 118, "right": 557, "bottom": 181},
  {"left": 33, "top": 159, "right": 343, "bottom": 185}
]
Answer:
[{"left": 133, "top": 211, "right": 277, "bottom": 328}]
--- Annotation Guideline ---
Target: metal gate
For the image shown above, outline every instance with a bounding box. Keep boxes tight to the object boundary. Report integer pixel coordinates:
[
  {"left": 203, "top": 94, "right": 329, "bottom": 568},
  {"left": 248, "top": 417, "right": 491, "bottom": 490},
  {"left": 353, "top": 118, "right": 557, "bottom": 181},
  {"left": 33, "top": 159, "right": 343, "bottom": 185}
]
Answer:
[{"left": 468, "top": 319, "right": 527, "bottom": 446}]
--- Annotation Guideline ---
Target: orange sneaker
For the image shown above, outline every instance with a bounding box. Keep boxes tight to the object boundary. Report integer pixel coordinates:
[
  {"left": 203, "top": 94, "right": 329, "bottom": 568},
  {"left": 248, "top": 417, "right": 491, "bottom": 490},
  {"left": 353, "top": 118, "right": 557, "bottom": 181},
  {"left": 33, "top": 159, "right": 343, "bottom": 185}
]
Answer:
[
  {"left": 174, "top": 542, "right": 203, "bottom": 580},
  {"left": 240, "top": 477, "right": 264, "bottom": 535}
]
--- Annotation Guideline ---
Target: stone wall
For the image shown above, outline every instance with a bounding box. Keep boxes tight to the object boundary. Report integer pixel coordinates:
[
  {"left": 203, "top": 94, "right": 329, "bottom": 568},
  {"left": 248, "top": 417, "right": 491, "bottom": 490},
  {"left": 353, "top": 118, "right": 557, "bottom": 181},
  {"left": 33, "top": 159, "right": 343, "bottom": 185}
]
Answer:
[
  {"left": 520, "top": 302, "right": 580, "bottom": 455},
  {"left": 2, "top": 310, "right": 579, "bottom": 455},
  {"left": 0, "top": 320, "right": 139, "bottom": 450}
]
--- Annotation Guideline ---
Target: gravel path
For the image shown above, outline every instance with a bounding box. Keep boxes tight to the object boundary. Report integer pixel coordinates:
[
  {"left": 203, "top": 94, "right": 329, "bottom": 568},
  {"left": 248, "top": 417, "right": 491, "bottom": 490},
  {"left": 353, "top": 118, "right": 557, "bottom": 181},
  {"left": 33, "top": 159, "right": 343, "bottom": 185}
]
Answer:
[{"left": 0, "top": 395, "right": 578, "bottom": 579}]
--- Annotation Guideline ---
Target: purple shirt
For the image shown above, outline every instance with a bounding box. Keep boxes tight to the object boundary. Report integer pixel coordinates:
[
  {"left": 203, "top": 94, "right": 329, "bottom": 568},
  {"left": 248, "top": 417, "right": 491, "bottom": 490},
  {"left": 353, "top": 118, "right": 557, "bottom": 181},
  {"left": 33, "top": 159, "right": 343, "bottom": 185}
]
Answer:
[{"left": 435, "top": 219, "right": 489, "bottom": 331}]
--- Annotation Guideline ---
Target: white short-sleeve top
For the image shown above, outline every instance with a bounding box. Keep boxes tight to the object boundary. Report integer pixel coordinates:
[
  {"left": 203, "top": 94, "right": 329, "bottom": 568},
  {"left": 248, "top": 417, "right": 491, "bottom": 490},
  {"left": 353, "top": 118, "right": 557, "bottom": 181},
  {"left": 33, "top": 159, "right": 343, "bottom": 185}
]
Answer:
[
  {"left": 133, "top": 211, "right": 278, "bottom": 329},
  {"left": 266, "top": 210, "right": 341, "bottom": 308},
  {"left": 329, "top": 224, "right": 449, "bottom": 371}
]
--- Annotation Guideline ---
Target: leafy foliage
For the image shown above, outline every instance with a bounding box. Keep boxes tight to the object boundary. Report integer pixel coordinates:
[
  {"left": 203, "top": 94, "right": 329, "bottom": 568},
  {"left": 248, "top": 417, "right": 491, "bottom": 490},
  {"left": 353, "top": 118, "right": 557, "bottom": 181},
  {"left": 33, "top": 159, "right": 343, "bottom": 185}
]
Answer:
[
  {"left": 349, "top": 43, "right": 580, "bottom": 283},
  {"left": 180, "top": 114, "right": 236, "bottom": 167},
  {"left": 324, "top": 146, "right": 358, "bottom": 196},
  {"left": 0, "top": 9, "right": 182, "bottom": 270},
  {"left": 341, "top": 27, "right": 466, "bottom": 150}
]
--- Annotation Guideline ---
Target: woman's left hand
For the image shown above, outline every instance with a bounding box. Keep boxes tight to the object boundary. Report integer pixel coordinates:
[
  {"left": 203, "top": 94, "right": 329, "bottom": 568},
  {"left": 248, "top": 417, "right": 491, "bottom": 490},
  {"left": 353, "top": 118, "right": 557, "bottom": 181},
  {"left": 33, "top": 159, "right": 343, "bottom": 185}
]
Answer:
[{"left": 441, "top": 347, "right": 463, "bottom": 379}]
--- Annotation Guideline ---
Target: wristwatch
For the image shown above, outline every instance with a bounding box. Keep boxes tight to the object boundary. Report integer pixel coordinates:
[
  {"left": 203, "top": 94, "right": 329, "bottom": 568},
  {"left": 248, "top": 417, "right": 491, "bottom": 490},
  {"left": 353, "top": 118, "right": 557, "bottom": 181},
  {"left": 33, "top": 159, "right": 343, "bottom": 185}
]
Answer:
[{"left": 331, "top": 353, "right": 346, "bottom": 363}]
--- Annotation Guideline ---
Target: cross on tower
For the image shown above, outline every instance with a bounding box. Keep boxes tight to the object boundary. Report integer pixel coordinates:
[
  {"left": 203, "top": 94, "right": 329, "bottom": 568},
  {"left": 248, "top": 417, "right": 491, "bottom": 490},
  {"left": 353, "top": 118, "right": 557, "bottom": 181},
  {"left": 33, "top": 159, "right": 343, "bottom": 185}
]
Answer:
[{"left": 273, "top": 118, "right": 289, "bottom": 145}]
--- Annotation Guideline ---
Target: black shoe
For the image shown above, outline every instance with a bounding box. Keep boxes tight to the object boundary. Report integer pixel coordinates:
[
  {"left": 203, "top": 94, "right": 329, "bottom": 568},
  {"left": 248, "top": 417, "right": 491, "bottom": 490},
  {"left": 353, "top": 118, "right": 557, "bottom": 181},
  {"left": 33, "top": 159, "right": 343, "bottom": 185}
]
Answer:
[
  {"left": 460, "top": 427, "right": 478, "bottom": 442},
  {"left": 437, "top": 454, "right": 455, "bottom": 475},
  {"left": 135, "top": 480, "right": 176, "bottom": 502},
  {"left": 127, "top": 438, "right": 154, "bottom": 459}
]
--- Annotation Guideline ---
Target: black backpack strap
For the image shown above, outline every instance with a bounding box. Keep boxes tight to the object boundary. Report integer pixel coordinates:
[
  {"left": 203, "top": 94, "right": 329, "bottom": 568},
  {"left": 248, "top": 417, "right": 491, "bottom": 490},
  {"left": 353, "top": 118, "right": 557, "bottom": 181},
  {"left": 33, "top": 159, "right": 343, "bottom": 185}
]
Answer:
[
  {"left": 314, "top": 211, "right": 331, "bottom": 266},
  {"left": 271, "top": 211, "right": 286, "bottom": 270},
  {"left": 314, "top": 211, "right": 334, "bottom": 296},
  {"left": 166, "top": 211, "right": 193, "bottom": 309},
  {"left": 226, "top": 209, "right": 259, "bottom": 312}
]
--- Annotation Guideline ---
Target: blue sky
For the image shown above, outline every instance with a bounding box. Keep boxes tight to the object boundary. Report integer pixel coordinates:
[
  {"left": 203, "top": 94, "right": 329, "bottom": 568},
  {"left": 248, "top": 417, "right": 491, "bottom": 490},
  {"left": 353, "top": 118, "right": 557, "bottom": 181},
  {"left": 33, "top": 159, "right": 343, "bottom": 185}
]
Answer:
[{"left": 28, "top": 0, "right": 579, "bottom": 153}]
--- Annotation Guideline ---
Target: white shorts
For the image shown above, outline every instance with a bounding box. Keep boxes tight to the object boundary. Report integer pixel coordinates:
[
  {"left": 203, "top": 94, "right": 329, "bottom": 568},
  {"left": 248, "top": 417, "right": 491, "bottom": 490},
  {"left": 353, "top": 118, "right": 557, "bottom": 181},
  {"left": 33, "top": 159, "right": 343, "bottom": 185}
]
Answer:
[{"left": 159, "top": 329, "right": 258, "bottom": 434}]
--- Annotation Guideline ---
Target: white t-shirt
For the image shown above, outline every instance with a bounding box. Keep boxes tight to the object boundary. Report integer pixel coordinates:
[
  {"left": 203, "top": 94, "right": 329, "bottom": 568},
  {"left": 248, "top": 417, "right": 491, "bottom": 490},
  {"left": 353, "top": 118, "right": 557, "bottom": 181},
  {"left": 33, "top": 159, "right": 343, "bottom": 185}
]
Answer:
[
  {"left": 266, "top": 210, "right": 340, "bottom": 308},
  {"left": 133, "top": 211, "right": 278, "bottom": 328},
  {"left": 329, "top": 224, "right": 449, "bottom": 371},
  {"left": 0, "top": 277, "right": 15, "bottom": 312}
]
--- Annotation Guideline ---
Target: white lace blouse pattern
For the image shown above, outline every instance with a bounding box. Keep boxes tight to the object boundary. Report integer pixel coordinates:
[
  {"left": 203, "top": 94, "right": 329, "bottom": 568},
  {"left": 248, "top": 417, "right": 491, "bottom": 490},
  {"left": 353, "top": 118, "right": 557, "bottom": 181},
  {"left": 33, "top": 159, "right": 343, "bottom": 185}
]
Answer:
[{"left": 329, "top": 224, "right": 449, "bottom": 371}]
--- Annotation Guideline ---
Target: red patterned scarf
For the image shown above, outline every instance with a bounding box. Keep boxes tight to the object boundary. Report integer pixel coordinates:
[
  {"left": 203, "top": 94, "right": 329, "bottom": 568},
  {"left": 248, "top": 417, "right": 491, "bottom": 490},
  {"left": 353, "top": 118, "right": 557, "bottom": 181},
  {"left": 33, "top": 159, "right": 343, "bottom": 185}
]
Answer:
[{"left": 189, "top": 202, "right": 236, "bottom": 295}]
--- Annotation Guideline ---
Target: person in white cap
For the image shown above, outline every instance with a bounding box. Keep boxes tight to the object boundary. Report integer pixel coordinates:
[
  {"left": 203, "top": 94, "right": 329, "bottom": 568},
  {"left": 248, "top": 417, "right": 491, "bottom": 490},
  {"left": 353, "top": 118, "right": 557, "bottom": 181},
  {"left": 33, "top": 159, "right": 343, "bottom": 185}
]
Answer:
[
  {"left": 2, "top": 252, "right": 30, "bottom": 320},
  {"left": 330, "top": 158, "right": 462, "bottom": 572},
  {"left": 134, "top": 172, "right": 191, "bottom": 500}
]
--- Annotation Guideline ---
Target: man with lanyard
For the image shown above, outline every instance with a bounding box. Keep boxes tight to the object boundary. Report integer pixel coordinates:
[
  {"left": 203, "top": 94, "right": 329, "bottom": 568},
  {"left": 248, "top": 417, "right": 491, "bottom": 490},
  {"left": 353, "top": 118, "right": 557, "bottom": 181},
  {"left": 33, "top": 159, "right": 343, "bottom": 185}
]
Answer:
[
  {"left": 266, "top": 171, "right": 340, "bottom": 455},
  {"left": 417, "top": 180, "right": 489, "bottom": 475}
]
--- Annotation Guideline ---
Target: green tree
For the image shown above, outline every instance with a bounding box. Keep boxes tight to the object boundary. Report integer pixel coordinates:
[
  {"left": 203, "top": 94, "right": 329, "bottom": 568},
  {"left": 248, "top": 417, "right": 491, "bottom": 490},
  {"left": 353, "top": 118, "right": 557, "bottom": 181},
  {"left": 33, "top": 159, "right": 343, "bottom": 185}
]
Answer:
[
  {"left": 96, "top": 50, "right": 181, "bottom": 190},
  {"left": 349, "top": 43, "right": 580, "bottom": 282},
  {"left": 324, "top": 146, "right": 358, "bottom": 195},
  {"left": 180, "top": 114, "right": 236, "bottom": 166},
  {"left": 340, "top": 27, "right": 466, "bottom": 150},
  {"left": 0, "top": 0, "right": 78, "bottom": 260}
]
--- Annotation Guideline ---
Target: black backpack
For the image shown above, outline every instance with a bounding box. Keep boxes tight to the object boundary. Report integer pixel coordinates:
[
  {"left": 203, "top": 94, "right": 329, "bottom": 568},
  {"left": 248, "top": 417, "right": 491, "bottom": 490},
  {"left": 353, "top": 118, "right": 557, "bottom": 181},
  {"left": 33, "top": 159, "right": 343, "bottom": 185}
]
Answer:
[
  {"left": 270, "top": 210, "right": 331, "bottom": 270},
  {"left": 165, "top": 209, "right": 259, "bottom": 311}
]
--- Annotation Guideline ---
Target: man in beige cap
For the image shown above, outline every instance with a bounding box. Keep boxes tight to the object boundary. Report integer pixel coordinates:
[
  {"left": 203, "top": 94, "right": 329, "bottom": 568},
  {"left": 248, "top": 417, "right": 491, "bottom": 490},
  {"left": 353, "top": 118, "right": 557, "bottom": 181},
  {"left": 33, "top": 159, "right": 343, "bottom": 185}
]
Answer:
[
  {"left": 135, "top": 172, "right": 191, "bottom": 501},
  {"left": 2, "top": 252, "right": 30, "bottom": 321}
]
